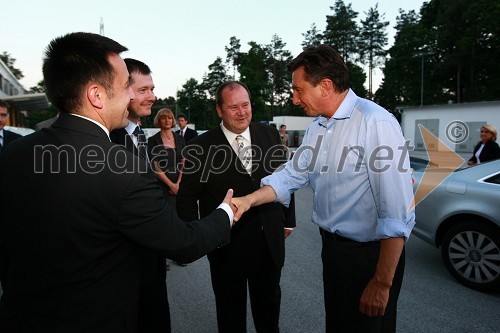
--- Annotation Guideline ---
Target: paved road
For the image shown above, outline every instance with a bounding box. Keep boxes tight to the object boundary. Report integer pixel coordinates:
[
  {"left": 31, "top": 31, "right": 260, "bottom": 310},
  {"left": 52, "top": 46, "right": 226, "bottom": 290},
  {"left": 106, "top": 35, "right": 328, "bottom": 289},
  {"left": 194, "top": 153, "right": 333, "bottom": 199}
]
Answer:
[{"left": 167, "top": 187, "right": 500, "bottom": 332}]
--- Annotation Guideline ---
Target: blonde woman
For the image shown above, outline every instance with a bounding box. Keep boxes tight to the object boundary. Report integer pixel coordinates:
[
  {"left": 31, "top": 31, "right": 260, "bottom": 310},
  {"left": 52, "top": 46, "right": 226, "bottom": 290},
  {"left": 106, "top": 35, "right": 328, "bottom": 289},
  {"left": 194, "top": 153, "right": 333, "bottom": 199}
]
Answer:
[
  {"left": 468, "top": 124, "right": 500, "bottom": 165},
  {"left": 148, "top": 108, "right": 186, "bottom": 207}
]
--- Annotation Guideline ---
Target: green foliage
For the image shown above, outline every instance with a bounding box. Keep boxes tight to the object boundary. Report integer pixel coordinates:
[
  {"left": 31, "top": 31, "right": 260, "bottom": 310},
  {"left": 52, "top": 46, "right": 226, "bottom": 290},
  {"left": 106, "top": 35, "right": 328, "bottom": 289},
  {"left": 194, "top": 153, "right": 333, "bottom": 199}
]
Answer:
[
  {"left": 302, "top": 23, "right": 323, "bottom": 49},
  {"left": 29, "top": 80, "right": 46, "bottom": 93},
  {"left": 0, "top": 52, "right": 24, "bottom": 80},
  {"left": 323, "top": 0, "right": 359, "bottom": 63}
]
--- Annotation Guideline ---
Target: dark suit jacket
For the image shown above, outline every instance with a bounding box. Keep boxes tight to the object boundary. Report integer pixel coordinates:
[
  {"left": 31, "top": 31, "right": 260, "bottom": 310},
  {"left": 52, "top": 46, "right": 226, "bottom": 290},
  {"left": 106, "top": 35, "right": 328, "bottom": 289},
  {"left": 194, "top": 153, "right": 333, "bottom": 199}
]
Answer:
[
  {"left": 34, "top": 115, "right": 58, "bottom": 131},
  {"left": 110, "top": 127, "right": 140, "bottom": 155},
  {"left": 469, "top": 140, "right": 500, "bottom": 164},
  {"left": 0, "top": 114, "right": 230, "bottom": 332},
  {"left": 176, "top": 127, "right": 198, "bottom": 143},
  {"left": 177, "top": 123, "right": 295, "bottom": 270},
  {"left": 1, "top": 129, "right": 22, "bottom": 150}
]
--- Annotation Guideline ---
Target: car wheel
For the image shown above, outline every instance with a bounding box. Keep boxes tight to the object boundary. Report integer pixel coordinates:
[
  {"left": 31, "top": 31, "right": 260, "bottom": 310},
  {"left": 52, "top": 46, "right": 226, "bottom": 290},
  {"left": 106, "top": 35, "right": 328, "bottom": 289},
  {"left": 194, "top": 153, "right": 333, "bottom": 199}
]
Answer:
[{"left": 441, "top": 222, "right": 500, "bottom": 292}]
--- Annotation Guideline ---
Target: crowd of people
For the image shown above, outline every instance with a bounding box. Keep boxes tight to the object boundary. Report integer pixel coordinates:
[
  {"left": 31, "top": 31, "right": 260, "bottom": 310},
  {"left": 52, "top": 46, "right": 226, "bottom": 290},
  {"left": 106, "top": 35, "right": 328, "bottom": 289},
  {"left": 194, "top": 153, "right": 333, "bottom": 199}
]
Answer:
[{"left": 0, "top": 31, "right": 495, "bottom": 333}]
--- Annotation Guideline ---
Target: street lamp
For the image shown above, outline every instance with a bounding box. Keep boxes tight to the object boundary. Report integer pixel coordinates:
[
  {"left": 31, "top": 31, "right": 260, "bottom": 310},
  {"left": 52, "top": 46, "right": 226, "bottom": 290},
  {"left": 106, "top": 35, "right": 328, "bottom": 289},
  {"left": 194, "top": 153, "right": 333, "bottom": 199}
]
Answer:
[{"left": 414, "top": 51, "right": 431, "bottom": 106}]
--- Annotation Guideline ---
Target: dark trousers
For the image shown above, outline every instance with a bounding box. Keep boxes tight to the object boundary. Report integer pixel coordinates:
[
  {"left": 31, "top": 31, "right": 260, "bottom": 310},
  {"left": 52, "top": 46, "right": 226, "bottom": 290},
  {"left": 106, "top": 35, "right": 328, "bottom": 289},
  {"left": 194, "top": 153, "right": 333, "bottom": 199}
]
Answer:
[
  {"left": 320, "top": 230, "right": 405, "bottom": 333},
  {"left": 208, "top": 242, "right": 282, "bottom": 333},
  {"left": 137, "top": 255, "right": 171, "bottom": 333}
]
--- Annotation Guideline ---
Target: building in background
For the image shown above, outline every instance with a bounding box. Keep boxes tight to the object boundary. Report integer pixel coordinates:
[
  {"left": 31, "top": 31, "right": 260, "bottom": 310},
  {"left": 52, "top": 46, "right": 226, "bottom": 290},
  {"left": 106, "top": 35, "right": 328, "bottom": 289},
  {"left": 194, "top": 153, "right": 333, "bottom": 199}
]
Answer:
[
  {"left": 0, "top": 58, "right": 49, "bottom": 128},
  {"left": 400, "top": 101, "right": 500, "bottom": 153}
]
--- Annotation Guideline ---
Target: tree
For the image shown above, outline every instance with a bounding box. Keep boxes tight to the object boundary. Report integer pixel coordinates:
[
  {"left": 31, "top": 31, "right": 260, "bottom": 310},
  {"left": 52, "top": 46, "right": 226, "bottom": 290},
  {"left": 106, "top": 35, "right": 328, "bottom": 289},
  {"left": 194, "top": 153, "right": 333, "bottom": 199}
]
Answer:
[
  {"left": 0, "top": 52, "right": 24, "bottom": 80},
  {"left": 265, "top": 35, "right": 293, "bottom": 117},
  {"left": 429, "top": 0, "right": 500, "bottom": 103},
  {"left": 237, "top": 41, "right": 270, "bottom": 121},
  {"left": 301, "top": 23, "right": 323, "bottom": 49},
  {"left": 177, "top": 78, "right": 213, "bottom": 129},
  {"left": 30, "top": 80, "right": 46, "bottom": 93},
  {"left": 225, "top": 36, "right": 241, "bottom": 80},
  {"left": 202, "top": 57, "right": 230, "bottom": 99},
  {"left": 323, "top": 0, "right": 359, "bottom": 63},
  {"left": 358, "top": 4, "right": 389, "bottom": 99}
]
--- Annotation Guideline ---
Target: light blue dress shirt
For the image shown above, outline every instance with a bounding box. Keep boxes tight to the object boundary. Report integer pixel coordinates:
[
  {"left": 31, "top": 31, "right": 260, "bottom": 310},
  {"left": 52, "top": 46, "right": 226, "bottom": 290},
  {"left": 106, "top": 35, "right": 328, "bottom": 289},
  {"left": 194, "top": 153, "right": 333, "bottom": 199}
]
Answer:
[{"left": 262, "top": 89, "right": 415, "bottom": 242}]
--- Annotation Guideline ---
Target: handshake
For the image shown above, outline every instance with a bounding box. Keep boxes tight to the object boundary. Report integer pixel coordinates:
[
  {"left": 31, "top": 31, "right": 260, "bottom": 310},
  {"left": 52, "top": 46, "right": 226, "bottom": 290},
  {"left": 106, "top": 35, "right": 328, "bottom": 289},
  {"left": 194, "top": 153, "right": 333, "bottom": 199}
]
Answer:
[{"left": 221, "top": 185, "right": 278, "bottom": 226}]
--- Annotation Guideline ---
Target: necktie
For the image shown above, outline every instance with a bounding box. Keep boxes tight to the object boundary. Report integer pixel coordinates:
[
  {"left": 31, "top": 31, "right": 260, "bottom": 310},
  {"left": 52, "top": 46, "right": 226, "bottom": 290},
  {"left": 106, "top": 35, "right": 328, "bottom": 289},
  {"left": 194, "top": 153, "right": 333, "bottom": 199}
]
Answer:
[
  {"left": 180, "top": 130, "right": 184, "bottom": 138},
  {"left": 0, "top": 134, "right": 3, "bottom": 154},
  {"left": 236, "top": 135, "right": 251, "bottom": 173},
  {"left": 133, "top": 126, "right": 148, "bottom": 161}
]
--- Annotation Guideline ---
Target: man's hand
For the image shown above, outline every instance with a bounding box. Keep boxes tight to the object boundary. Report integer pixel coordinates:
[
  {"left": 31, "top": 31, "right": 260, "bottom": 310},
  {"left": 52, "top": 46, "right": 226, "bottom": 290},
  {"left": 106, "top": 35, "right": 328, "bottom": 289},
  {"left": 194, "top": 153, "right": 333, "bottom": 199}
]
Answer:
[
  {"left": 231, "top": 196, "right": 251, "bottom": 222},
  {"left": 222, "top": 189, "right": 235, "bottom": 214},
  {"left": 284, "top": 228, "right": 293, "bottom": 239},
  {"left": 359, "top": 278, "right": 390, "bottom": 317}
]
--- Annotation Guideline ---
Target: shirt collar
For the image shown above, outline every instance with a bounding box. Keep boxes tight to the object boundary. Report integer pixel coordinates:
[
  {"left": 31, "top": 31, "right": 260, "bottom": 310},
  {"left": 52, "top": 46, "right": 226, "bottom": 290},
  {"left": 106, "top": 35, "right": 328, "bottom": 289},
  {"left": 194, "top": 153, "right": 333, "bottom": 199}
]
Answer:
[
  {"left": 124, "top": 120, "right": 139, "bottom": 135},
  {"left": 220, "top": 122, "right": 251, "bottom": 144},
  {"left": 69, "top": 114, "right": 110, "bottom": 138},
  {"left": 332, "top": 88, "right": 357, "bottom": 120}
]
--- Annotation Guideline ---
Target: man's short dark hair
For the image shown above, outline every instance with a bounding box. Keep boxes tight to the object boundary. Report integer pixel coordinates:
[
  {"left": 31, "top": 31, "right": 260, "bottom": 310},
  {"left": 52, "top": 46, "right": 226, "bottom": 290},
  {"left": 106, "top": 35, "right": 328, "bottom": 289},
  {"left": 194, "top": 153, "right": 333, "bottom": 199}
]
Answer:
[
  {"left": 287, "top": 44, "right": 349, "bottom": 93},
  {"left": 177, "top": 113, "right": 188, "bottom": 121},
  {"left": 42, "top": 32, "right": 128, "bottom": 114},
  {"left": 0, "top": 99, "right": 9, "bottom": 111},
  {"left": 124, "top": 58, "right": 151, "bottom": 85},
  {"left": 215, "top": 81, "right": 251, "bottom": 107}
]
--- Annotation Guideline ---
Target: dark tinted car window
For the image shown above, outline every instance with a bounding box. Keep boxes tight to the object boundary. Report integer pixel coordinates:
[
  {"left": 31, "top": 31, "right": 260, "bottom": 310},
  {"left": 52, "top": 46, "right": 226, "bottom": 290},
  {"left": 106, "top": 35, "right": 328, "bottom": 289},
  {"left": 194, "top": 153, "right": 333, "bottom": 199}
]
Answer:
[{"left": 485, "top": 173, "right": 500, "bottom": 185}]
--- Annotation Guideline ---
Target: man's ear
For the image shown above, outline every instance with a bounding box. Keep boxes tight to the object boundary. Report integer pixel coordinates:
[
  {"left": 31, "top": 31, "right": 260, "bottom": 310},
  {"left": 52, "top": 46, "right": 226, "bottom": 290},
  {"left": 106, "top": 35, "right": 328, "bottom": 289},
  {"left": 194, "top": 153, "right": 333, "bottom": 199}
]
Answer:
[
  {"left": 216, "top": 104, "right": 223, "bottom": 118},
  {"left": 319, "top": 79, "right": 333, "bottom": 97},
  {"left": 87, "top": 84, "right": 105, "bottom": 109}
]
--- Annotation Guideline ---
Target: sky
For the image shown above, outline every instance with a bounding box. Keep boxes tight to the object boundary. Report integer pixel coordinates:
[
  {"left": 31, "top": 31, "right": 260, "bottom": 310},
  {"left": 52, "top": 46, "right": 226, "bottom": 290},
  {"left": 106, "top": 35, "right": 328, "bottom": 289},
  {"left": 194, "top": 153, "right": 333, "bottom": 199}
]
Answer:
[{"left": 1, "top": 0, "right": 426, "bottom": 99}]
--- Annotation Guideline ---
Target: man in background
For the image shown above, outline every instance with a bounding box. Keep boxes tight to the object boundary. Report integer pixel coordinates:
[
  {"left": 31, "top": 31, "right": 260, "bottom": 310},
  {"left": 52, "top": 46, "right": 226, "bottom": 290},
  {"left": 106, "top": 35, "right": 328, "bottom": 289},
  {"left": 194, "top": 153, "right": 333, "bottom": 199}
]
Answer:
[
  {"left": 109, "top": 58, "right": 174, "bottom": 332},
  {"left": 0, "top": 99, "right": 22, "bottom": 154},
  {"left": 177, "top": 81, "right": 295, "bottom": 333},
  {"left": 176, "top": 113, "right": 198, "bottom": 143}
]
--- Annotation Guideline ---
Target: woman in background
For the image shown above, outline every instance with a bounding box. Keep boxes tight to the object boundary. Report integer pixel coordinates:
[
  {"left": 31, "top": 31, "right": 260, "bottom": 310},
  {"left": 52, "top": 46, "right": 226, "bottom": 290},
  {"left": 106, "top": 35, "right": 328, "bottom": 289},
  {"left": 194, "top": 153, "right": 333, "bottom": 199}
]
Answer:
[
  {"left": 148, "top": 108, "right": 186, "bottom": 208},
  {"left": 468, "top": 124, "right": 500, "bottom": 165}
]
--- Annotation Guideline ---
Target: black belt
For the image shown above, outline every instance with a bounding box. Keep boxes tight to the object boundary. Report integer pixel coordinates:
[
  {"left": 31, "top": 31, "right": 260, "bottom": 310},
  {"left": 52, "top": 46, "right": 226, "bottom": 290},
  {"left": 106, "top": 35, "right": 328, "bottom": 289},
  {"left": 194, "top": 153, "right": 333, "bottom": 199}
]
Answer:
[{"left": 319, "top": 228, "right": 354, "bottom": 242}]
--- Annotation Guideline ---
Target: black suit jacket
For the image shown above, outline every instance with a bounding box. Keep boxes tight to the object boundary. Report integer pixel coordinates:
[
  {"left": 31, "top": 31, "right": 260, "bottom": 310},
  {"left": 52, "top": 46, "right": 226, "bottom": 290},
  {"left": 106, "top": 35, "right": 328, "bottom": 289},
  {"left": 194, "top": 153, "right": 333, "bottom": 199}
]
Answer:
[
  {"left": 469, "top": 140, "right": 500, "bottom": 164},
  {"left": 0, "top": 114, "right": 230, "bottom": 332},
  {"left": 177, "top": 123, "right": 295, "bottom": 269},
  {"left": 176, "top": 127, "right": 198, "bottom": 143},
  {"left": 110, "top": 127, "right": 140, "bottom": 155},
  {"left": 1, "top": 129, "right": 22, "bottom": 151}
]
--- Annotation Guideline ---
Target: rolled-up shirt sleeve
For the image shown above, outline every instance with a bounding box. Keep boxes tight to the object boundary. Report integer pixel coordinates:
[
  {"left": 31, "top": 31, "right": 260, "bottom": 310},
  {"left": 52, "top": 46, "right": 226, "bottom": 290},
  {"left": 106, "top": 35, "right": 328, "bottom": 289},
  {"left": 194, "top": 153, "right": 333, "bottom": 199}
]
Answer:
[{"left": 365, "top": 118, "right": 416, "bottom": 240}]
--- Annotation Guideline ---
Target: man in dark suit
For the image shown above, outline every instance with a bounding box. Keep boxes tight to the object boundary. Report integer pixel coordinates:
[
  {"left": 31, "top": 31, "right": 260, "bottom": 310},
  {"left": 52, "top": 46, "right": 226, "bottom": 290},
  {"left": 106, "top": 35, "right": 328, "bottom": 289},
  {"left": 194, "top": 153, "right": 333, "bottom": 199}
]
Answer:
[
  {"left": 109, "top": 58, "right": 173, "bottom": 332},
  {"left": 0, "top": 99, "right": 22, "bottom": 154},
  {"left": 177, "top": 81, "right": 295, "bottom": 333},
  {"left": 110, "top": 58, "right": 156, "bottom": 156},
  {"left": 176, "top": 113, "right": 198, "bottom": 143},
  {"left": 0, "top": 32, "right": 235, "bottom": 333}
]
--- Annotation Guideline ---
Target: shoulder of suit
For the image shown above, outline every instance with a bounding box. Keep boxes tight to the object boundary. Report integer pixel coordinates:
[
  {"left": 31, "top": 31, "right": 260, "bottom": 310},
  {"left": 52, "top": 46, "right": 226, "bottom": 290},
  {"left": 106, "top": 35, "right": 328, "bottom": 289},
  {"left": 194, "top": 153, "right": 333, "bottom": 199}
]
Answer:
[
  {"left": 251, "top": 122, "right": 279, "bottom": 136},
  {"left": 4, "top": 129, "right": 23, "bottom": 139}
]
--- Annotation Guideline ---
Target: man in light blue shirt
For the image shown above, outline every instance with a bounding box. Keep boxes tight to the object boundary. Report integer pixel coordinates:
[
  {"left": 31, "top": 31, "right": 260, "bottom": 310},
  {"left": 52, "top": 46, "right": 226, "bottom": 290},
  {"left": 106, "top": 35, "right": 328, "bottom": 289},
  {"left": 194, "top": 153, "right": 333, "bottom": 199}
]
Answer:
[{"left": 232, "top": 45, "right": 415, "bottom": 332}]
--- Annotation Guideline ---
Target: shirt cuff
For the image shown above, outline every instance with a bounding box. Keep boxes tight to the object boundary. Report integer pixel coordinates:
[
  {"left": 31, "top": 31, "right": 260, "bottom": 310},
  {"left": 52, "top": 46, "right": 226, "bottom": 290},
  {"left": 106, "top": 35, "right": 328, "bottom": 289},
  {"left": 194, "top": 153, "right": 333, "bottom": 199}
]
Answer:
[
  {"left": 217, "top": 203, "right": 234, "bottom": 227},
  {"left": 261, "top": 176, "right": 291, "bottom": 207}
]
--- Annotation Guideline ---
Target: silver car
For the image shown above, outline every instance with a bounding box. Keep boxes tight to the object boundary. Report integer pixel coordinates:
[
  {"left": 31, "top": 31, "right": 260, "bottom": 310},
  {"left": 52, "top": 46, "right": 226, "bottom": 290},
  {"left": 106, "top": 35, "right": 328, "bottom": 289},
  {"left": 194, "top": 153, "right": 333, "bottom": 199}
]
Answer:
[{"left": 412, "top": 159, "right": 500, "bottom": 292}]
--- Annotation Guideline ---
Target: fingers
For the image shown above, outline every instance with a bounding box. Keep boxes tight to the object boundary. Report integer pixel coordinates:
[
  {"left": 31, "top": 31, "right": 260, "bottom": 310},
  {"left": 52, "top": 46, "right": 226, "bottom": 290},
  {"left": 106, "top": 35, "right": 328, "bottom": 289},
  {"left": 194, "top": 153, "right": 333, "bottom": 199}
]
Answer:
[
  {"left": 231, "top": 197, "right": 247, "bottom": 222},
  {"left": 222, "top": 189, "right": 234, "bottom": 205}
]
